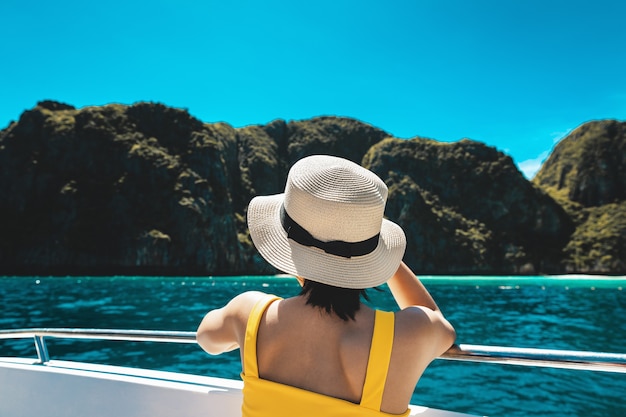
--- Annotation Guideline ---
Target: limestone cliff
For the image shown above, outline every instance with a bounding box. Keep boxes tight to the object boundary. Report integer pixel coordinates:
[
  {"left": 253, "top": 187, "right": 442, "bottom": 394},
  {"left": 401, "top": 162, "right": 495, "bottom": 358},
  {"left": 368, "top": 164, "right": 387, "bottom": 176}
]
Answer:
[
  {"left": 0, "top": 101, "right": 244, "bottom": 275},
  {"left": 0, "top": 101, "right": 623, "bottom": 275},
  {"left": 534, "top": 120, "right": 626, "bottom": 273},
  {"left": 363, "top": 138, "right": 573, "bottom": 274}
]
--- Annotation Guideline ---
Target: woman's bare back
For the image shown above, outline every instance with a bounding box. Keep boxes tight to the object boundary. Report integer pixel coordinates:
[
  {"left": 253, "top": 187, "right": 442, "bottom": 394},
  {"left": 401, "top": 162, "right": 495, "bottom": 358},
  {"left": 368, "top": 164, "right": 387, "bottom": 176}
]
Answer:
[{"left": 253, "top": 297, "right": 440, "bottom": 415}]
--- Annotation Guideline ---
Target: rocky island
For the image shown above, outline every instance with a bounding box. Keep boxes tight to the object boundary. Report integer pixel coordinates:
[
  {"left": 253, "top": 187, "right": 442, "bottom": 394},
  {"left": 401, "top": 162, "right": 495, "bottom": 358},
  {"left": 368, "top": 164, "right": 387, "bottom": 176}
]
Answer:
[{"left": 0, "top": 101, "right": 623, "bottom": 276}]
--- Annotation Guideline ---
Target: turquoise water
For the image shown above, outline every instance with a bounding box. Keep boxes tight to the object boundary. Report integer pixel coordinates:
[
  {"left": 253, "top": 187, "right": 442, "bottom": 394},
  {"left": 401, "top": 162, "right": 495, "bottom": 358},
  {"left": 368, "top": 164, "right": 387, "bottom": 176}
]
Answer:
[{"left": 1, "top": 275, "right": 625, "bottom": 417}]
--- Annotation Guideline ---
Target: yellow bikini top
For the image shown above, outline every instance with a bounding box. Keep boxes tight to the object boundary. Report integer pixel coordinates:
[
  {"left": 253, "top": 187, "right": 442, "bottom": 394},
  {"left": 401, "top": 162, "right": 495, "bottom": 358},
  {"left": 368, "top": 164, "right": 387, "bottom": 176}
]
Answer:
[{"left": 241, "top": 296, "right": 410, "bottom": 417}]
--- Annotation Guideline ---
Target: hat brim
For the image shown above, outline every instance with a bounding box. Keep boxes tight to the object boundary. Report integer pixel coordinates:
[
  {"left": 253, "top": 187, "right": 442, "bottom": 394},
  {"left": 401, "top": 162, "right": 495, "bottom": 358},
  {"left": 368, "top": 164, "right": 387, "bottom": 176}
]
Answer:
[{"left": 247, "top": 194, "right": 406, "bottom": 289}]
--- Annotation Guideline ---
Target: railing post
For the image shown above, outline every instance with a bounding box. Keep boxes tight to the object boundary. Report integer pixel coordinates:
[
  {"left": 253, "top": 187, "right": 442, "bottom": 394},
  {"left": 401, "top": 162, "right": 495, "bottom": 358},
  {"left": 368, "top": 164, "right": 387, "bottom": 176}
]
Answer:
[{"left": 33, "top": 335, "right": 50, "bottom": 364}]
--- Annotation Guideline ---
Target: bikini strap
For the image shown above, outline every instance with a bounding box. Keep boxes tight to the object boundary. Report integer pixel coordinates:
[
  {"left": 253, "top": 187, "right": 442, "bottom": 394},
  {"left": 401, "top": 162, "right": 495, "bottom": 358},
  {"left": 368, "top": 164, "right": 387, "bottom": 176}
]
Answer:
[
  {"left": 360, "top": 310, "right": 395, "bottom": 411},
  {"left": 243, "top": 295, "right": 282, "bottom": 378}
]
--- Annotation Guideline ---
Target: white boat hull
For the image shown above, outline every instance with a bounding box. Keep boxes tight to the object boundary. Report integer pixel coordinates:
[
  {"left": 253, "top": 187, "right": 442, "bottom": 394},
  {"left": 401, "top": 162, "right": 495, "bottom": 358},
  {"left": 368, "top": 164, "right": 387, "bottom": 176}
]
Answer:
[{"left": 0, "top": 358, "right": 477, "bottom": 417}]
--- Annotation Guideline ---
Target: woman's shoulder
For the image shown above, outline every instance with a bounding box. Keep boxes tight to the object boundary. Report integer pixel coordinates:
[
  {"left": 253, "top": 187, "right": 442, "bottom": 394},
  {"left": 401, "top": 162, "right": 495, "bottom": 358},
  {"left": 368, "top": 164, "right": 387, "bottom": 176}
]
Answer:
[
  {"left": 227, "top": 291, "right": 280, "bottom": 315},
  {"left": 231, "top": 290, "right": 277, "bottom": 303},
  {"left": 392, "top": 306, "right": 456, "bottom": 357},
  {"left": 196, "top": 291, "right": 280, "bottom": 355}
]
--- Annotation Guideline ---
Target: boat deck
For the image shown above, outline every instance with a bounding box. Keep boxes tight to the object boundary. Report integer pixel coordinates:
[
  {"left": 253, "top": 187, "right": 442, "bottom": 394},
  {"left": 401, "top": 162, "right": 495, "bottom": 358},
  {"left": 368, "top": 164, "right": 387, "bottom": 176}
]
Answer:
[{"left": 0, "top": 357, "right": 475, "bottom": 417}]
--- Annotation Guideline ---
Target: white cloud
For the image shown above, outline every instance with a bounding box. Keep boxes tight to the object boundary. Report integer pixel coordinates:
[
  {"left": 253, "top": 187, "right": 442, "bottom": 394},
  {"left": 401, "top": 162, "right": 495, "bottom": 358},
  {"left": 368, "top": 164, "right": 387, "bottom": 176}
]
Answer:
[
  {"left": 516, "top": 128, "right": 572, "bottom": 179},
  {"left": 549, "top": 129, "right": 572, "bottom": 144},
  {"left": 518, "top": 150, "right": 551, "bottom": 180}
]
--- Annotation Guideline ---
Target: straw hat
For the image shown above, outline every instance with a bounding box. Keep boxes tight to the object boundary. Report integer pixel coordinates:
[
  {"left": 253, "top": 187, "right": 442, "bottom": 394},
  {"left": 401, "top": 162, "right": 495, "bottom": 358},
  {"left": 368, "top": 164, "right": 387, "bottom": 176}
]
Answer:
[{"left": 247, "top": 155, "right": 406, "bottom": 289}]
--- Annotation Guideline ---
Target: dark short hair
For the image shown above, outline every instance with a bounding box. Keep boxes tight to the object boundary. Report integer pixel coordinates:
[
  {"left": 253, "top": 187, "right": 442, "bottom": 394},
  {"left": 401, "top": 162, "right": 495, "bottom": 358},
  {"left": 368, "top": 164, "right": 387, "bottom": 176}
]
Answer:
[{"left": 299, "top": 280, "right": 369, "bottom": 321}]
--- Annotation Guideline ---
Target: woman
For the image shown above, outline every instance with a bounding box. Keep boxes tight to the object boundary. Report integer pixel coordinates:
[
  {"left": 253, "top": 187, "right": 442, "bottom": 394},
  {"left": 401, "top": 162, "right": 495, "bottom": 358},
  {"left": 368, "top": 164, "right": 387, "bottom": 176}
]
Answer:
[{"left": 197, "top": 155, "right": 456, "bottom": 416}]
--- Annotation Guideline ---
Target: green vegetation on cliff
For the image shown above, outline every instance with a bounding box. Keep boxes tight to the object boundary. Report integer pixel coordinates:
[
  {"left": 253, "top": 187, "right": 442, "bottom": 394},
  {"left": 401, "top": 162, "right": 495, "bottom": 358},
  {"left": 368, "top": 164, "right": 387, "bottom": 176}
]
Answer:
[
  {"left": 363, "top": 137, "right": 573, "bottom": 274},
  {"left": 534, "top": 120, "right": 626, "bottom": 273},
  {"left": 535, "top": 120, "right": 625, "bottom": 206},
  {"left": 0, "top": 101, "right": 244, "bottom": 275},
  {"left": 561, "top": 202, "right": 626, "bottom": 273},
  {"left": 0, "top": 101, "right": 623, "bottom": 275}
]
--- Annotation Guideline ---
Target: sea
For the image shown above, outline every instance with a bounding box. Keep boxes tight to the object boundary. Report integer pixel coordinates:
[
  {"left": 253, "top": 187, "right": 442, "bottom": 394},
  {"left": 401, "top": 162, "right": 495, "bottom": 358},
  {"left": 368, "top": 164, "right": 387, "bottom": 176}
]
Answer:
[{"left": 1, "top": 274, "right": 625, "bottom": 417}]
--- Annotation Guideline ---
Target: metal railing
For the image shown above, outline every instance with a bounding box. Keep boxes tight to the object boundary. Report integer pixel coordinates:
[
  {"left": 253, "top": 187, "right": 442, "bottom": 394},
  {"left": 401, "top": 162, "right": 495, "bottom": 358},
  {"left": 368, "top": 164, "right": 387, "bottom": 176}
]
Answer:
[{"left": 1, "top": 328, "right": 625, "bottom": 374}]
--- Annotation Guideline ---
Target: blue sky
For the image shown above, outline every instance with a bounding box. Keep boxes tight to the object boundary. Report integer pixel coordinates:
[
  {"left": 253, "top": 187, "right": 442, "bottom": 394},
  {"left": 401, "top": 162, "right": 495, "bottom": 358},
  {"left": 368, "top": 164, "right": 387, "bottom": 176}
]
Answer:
[{"left": 2, "top": 0, "right": 625, "bottom": 178}]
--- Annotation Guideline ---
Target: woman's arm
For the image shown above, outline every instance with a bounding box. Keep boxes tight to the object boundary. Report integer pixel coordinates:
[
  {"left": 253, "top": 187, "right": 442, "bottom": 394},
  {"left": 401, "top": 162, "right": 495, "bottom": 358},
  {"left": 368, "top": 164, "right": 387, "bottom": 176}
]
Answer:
[
  {"left": 196, "top": 291, "right": 267, "bottom": 355},
  {"left": 388, "top": 262, "right": 456, "bottom": 354},
  {"left": 387, "top": 261, "right": 441, "bottom": 311}
]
